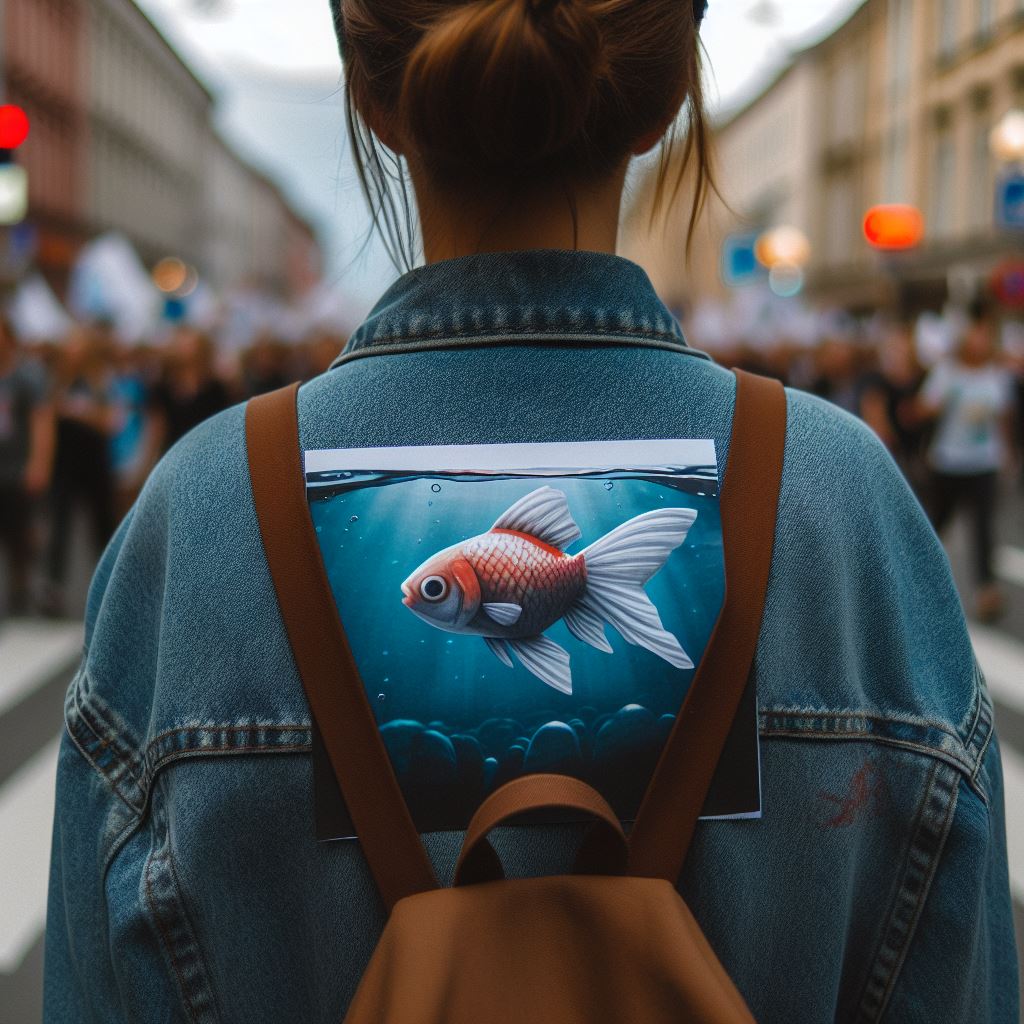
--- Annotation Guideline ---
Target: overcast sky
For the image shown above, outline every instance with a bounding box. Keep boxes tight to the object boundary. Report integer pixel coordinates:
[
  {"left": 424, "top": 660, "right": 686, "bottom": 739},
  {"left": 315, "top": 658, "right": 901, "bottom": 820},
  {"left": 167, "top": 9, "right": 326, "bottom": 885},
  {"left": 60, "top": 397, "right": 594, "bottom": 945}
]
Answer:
[{"left": 136, "top": 0, "right": 863, "bottom": 316}]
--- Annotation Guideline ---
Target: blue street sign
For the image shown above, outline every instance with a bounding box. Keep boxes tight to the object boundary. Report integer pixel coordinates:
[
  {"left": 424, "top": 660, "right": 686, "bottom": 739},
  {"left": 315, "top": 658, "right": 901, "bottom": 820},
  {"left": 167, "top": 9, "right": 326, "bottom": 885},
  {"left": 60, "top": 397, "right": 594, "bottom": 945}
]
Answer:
[
  {"left": 163, "top": 295, "right": 187, "bottom": 322},
  {"left": 996, "top": 171, "right": 1024, "bottom": 230},
  {"left": 721, "top": 232, "right": 763, "bottom": 287}
]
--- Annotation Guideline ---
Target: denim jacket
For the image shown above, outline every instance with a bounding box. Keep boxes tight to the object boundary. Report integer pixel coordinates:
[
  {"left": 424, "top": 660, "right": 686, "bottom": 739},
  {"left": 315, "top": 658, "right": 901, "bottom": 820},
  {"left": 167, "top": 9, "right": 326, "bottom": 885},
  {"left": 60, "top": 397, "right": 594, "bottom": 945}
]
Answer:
[{"left": 45, "top": 250, "right": 1017, "bottom": 1023}]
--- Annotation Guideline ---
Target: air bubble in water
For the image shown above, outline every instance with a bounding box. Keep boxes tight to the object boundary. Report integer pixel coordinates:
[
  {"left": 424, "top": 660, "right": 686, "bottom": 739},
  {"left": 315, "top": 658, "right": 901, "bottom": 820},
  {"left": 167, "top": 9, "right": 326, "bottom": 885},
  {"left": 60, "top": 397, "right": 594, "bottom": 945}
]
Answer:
[
  {"left": 350, "top": 515, "right": 359, "bottom": 523},
  {"left": 431, "top": 483, "right": 441, "bottom": 493},
  {"left": 604, "top": 481, "right": 614, "bottom": 491},
  {"left": 377, "top": 693, "right": 386, "bottom": 701}
]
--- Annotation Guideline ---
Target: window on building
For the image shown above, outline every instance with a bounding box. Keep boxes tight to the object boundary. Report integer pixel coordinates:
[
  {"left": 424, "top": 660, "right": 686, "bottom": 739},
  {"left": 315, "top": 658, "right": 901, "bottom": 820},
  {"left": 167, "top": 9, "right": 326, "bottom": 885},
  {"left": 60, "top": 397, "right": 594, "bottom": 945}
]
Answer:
[
  {"left": 977, "top": 0, "right": 995, "bottom": 37},
  {"left": 830, "top": 53, "right": 865, "bottom": 146},
  {"left": 825, "top": 174, "right": 858, "bottom": 266},
  {"left": 887, "top": 0, "right": 913, "bottom": 103},
  {"left": 970, "top": 114, "right": 993, "bottom": 230},
  {"left": 938, "top": 0, "right": 958, "bottom": 59},
  {"left": 884, "top": 123, "right": 910, "bottom": 202},
  {"left": 930, "top": 115, "right": 956, "bottom": 237}
]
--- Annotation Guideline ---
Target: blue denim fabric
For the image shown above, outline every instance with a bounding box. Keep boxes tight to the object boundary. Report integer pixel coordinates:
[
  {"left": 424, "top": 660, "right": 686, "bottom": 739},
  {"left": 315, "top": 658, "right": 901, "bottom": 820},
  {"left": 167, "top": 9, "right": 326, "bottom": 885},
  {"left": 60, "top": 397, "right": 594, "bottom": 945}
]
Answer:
[{"left": 45, "top": 250, "right": 1017, "bottom": 1022}]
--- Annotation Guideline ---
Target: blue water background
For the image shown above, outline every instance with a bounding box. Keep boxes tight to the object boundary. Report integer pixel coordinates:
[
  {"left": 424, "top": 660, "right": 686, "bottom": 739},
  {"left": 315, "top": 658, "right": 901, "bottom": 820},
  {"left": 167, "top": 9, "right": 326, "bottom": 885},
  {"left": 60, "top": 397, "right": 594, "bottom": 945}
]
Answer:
[{"left": 309, "top": 471, "right": 725, "bottom": 828}]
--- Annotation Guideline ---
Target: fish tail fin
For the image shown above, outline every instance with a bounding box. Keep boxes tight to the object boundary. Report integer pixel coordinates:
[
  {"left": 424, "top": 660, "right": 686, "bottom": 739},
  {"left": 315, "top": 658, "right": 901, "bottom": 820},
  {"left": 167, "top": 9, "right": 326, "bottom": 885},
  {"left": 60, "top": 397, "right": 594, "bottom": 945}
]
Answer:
[{"left": 577, "top": 508, "right": 697, "bottom": 669}]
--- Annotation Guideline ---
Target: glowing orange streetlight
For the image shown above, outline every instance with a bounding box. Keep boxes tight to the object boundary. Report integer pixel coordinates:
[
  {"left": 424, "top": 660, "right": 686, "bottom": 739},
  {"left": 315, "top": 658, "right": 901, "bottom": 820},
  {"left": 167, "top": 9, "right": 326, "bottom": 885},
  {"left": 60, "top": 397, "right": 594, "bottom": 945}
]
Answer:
[{"left": 863, "top": 204, "right": 924, "bottom": 250}]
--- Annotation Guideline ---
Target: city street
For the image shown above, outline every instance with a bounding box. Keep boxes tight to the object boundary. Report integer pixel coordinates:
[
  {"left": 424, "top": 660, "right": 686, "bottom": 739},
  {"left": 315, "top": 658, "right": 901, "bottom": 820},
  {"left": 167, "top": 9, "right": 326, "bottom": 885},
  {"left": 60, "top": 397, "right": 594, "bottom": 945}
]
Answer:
[{"left": 0, "top": 486, "right": 1022, "bottom": 1020}]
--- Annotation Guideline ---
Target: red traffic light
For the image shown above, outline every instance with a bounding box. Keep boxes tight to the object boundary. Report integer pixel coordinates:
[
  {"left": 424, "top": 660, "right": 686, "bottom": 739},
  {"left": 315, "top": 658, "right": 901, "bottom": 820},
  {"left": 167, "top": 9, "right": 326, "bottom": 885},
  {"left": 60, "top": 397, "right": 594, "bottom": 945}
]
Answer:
[
  {"left": 0, "top": 106, "right": 30, "bottom": 149},
  {"left": 863, "top": 204, "right": 924, "bottom": 250}
]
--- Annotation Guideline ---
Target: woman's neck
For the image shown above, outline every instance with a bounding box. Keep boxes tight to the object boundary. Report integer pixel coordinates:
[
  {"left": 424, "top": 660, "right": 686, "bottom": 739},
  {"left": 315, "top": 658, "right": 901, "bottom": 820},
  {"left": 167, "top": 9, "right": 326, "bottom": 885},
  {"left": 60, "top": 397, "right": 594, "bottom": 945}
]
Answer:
[{"left": 413, "top": 167, "right": 627, "bottom": 264}]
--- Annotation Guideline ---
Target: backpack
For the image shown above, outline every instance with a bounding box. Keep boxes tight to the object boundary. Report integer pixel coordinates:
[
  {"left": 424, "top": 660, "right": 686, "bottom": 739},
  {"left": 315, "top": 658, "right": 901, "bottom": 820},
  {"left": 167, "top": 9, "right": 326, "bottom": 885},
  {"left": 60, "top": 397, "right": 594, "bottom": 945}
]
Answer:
[{"left": 246, "top": 368, "right": 786, "bottom": 1024}]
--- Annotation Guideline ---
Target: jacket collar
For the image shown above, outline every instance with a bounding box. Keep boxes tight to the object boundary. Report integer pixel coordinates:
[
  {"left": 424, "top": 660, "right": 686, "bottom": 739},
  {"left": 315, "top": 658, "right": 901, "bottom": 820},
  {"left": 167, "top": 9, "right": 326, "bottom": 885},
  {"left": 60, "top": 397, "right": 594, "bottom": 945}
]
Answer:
[{"left": 332, "top": 250, "right": 703, "bottom": 367}]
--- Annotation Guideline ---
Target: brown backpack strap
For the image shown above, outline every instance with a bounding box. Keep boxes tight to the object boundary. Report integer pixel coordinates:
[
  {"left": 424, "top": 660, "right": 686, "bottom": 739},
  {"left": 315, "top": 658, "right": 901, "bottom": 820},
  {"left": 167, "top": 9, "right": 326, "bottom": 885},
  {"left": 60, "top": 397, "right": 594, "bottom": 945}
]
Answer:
[
  {"left": 627, "top": 369, "right": 786, "bottom": 882},
  {"left": 246, "top": 383, "right": 438, "bottom": 911},
  {"left": 454, "top": 775, "right": 629, "bottom": 887}
]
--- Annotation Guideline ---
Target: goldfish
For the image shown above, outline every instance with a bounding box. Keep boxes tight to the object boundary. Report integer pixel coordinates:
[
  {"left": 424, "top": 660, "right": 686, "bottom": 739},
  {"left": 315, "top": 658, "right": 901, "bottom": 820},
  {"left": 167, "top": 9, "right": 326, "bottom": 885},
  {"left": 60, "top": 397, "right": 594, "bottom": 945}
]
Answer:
[{"left": 401, "top": 486, "right": 697, "bottom": 694}]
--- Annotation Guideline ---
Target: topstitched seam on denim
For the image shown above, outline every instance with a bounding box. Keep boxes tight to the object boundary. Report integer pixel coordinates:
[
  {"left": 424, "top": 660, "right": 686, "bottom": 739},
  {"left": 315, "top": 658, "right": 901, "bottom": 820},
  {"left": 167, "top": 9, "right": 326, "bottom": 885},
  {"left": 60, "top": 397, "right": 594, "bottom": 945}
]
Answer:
[
  {"left": 145, "top": 845, "right": 202, "bottom": 1024},
  {"left": 74, "top": 697, "right": 146, "bottom": 802},
  {"left": 65, "top": 691, "right": 144, "bottom": 814},
  {"left": 858, "top": 763, "right": 960, "bottom": 1021},
  {"left": 855, "top": 758, "right": 939, "bottom": 1023},
  {"left": 855, "top": 760, "right": 940, "bottom": 1021},
  {"left": 148, "top": 743, "right": 311, "bottom": 776},
  {"left": 962, "top": 663, "right": 984, "bottom": 749},
  {"left": 355, "top": 325, "right": 685, "bottom": 345},
  {"left": 63, "top": 718, "right": 143, "bottom": 817},
  {"left": 164, "top": 829, "right": 225, "bottom": 1022},
  {"left": 145, "top": 723, "right": 311, "bottom": 747},
  {"left": 333, "top": 335, "right": 710, "bottom": 367},
  {"left": 757, "top": 728, "right": 983, "bottom": 795},
  {"left": 760, "top": 708, "right": 963, "bottom": 743},
  {"left": 969, "top": 702, "right": 994, "bottom": 791},
  {"left": 76, "top": 689, "right": 147, "bottom": 784}
]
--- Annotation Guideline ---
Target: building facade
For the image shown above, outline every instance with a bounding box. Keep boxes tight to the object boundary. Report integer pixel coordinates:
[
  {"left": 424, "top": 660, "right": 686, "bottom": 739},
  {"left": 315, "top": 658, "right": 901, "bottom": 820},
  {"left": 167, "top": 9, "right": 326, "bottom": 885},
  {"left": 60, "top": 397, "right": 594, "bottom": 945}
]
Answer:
[
  {"left": 1, "top": 0, "right": 321, "bottom": 302},
  {"left": 84, "top": 0, "right": 213, "bottom": 270},
  {"left": 1, "top": 0, "right": 88, "bottom": 291},
  {"left": 203, "top": 134, "right": 321, "bottom": 298},
  {"left": 622, "top": 0, "right": 1024, "bottom": 315}
]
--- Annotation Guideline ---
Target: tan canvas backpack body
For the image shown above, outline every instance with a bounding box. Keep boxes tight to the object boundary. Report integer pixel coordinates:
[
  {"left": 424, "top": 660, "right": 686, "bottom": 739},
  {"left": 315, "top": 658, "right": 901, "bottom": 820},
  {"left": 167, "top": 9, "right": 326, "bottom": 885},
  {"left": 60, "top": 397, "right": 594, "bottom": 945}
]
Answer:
[{"left": 247, "top": 368, "right": 786, "bottom": 1024}]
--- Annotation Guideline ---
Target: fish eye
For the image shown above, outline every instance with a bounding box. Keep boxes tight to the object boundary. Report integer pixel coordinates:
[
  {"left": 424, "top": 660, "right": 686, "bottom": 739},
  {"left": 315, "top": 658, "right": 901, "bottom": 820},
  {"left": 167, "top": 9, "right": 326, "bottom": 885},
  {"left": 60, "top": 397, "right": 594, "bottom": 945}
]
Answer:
[{"left": 420, "top": 575, "right": 448, "bottom": 602}]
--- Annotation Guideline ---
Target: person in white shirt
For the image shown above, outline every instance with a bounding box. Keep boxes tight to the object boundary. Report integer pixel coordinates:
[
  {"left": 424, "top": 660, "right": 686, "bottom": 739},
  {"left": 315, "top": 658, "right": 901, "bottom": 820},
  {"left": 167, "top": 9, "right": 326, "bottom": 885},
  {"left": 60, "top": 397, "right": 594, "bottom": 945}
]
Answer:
[{"left": 919, "top": 302, "right": 1015, "bottom": 622}]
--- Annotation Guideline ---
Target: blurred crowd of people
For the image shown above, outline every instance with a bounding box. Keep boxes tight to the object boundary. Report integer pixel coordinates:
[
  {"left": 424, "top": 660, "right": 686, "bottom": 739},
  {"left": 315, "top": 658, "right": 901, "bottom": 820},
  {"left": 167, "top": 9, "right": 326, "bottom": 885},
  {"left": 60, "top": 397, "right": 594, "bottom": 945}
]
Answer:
[
  {"left": 0, "top": 315, "right": 343, "bottom": 618},
  {"left": 1, "top": 301, "right": 1022, "bottom": 622},
  {"left": 711, "top": 299, "right": 1024, "bottom": 622}
]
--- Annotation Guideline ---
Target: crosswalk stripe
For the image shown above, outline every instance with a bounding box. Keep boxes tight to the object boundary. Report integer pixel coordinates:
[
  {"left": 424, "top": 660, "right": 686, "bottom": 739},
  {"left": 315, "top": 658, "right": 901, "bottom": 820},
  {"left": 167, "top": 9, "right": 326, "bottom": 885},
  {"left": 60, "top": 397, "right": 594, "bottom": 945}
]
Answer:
[
  {"left": 971, "top": 625, "right": 1024, "bottom": 715},
  {"left": 996, "top": 546, "right": 1024, "bottom": 590},
  {"left": 0, "top": 621, "right": 82, "bottom": 719},
  {"left": 999, "top": 743, "right": 1024, "bottom": 906},
  {"left": 0, "top": 736, "right": 60, "bottom": 974}
]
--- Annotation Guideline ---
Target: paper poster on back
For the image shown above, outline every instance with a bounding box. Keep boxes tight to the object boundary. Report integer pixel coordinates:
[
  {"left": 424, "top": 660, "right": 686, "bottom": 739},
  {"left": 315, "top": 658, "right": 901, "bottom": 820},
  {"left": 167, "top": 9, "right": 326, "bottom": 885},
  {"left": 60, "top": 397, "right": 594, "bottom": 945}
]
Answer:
[{"left": 305, "top": 438, "right": 760, "bottom": 837}]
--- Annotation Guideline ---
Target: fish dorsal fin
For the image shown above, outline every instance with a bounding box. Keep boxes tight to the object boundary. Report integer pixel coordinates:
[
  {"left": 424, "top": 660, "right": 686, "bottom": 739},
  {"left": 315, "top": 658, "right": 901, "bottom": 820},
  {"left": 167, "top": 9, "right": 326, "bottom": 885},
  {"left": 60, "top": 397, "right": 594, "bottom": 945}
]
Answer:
[{"left": 491, "top": 486, "right": 581, "bottom": 550}]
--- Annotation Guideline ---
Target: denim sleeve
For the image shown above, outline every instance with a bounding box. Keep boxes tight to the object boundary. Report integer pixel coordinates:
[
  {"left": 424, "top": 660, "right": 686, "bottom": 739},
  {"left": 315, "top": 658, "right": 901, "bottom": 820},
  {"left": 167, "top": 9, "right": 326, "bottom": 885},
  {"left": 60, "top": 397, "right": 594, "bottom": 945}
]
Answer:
[
  {"left": 43, "top": 728, "right": 124, "bottom": 1022},
  {"left": 882, "top": 733, "right": 1018, "bottom": 1023},
  {"left": 44, "top": 510, "right": 148, "bottom": 1022}
]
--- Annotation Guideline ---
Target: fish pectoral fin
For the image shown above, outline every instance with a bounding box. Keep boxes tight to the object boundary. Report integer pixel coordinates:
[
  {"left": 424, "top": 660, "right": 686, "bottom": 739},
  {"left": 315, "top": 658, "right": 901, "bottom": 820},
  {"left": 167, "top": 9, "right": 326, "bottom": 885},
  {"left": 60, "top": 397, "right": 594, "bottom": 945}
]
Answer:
[
  {"left": 484, "top": 636, "right": 514, "bottom": 669},
  {"left": 490, "top": 486, "right": 581, "bottom": 550},
  {"left": 507, "top": 635, "right": 572, "bottom": 695},
  {"left": 483, "top": 602, "right": 523, "bottom": 626}
]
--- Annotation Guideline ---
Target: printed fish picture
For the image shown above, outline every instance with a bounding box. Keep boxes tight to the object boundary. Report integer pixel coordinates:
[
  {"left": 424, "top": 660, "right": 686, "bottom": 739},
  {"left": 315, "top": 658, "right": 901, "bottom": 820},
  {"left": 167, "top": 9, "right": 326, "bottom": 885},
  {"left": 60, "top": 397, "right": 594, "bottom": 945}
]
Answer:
[
  {"left": 402, "top": 486, "right": 697, "bottom": 694},
  {"left": 305, "top": 439, "right": 759, "bottom": 836}
]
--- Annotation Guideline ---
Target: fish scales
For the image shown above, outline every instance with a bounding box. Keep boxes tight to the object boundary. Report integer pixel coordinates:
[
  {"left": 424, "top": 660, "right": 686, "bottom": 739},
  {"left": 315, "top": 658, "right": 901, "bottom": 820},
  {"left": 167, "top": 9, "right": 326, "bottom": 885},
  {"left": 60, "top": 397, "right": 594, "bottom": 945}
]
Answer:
[
  {"left": 464, "top": 532, "right": 585, "bottom": 637},
  {"left": 400, "top": 486, "right": 697, "bottom": 692}
]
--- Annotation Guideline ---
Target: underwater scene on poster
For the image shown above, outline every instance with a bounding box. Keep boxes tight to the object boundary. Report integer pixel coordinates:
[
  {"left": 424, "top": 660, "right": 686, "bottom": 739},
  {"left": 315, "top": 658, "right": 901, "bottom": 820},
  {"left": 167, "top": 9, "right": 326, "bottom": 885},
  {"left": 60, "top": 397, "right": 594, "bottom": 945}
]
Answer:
[{"left": 306, "top": 440, "right": 758, "bottom": 836}]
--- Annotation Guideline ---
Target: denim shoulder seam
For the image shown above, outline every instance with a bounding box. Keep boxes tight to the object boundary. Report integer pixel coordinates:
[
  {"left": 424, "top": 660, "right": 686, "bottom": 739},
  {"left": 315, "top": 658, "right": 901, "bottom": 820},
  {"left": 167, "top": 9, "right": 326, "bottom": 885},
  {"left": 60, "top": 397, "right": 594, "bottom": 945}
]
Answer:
[
  {"left": 143, "top": 723, "right": 312, "bottom": 785},
  {"left": 143, "top": 784, "right": 223, "bottom": 1024},
  {"left": 854, "top": 760, "right": 961, "bottom": 1022},
  {"left": 964, "top": 661, "right": 994, "bottom": 793},
  {"left": 759, "top": 706, "right": 988, "bottom": 802},
  {"left": 66, "top": 675, "right": 313, "bottom": 824},
  {"left": 64, "top": 670, "right": 148, "bottom": 816}
]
